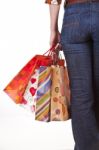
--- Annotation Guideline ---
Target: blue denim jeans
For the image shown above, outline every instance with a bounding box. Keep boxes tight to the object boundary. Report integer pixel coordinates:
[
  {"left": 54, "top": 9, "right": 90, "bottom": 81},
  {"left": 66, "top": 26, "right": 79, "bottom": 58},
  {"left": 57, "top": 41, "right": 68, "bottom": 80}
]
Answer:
[{"left": 60, "top": 1, "right": 99, "bottom": 150}]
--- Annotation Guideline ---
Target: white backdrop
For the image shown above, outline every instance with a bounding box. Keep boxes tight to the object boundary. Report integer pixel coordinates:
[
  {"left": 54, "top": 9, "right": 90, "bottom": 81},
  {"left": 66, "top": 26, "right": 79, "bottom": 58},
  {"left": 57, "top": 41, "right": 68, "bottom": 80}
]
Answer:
[{"left": 0, "top": 0, "right": 75, "bottom": 150}]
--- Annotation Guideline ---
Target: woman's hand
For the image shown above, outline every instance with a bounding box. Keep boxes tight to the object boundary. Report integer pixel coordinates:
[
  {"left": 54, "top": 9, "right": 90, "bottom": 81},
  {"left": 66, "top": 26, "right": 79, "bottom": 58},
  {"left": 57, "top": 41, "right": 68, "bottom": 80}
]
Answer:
[{"left": 50, "top": 30, "right": 62, "bottom": 50}]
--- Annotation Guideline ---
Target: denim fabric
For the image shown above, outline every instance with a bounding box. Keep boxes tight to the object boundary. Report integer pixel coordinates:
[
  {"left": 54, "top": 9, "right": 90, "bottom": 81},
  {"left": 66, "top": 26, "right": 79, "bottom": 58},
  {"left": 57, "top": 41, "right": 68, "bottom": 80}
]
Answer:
[{"left": 60, "top": 1, "right": 99, "bottom": 150}]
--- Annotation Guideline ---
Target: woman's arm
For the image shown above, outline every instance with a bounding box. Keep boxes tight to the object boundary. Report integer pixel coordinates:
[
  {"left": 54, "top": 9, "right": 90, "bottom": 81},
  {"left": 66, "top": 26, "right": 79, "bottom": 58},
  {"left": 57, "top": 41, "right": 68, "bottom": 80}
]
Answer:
[
  {"left": 49, "top": 4, "right": 61, "bottom": 48},
  {"left": 49, "top": 4, "right": 60, "bottom": 32}
]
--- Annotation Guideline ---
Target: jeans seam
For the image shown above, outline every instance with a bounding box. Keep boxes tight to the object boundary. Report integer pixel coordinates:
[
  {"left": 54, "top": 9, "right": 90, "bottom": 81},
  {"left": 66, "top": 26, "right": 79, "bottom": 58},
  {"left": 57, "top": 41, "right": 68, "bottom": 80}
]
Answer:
[
  {"left": 90, "top": 2, "right": 92, "bottom": 34},
  {"left": 62, "top": 22, "right": 79, "bottom": 28}
]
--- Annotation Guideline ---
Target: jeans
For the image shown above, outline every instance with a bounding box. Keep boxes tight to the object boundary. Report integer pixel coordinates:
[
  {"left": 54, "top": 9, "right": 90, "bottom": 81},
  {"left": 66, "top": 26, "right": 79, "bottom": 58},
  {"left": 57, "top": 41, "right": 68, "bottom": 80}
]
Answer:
[{"left": 60, "top": 1, "right": 99, "bottom": 150}]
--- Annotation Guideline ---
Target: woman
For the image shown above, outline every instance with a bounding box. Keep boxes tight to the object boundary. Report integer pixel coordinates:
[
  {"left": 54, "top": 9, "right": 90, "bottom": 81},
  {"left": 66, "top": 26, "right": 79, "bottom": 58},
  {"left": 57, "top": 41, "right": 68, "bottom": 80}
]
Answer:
[{"left": 45, "top": 0, "right": 99, "bottom": 150}]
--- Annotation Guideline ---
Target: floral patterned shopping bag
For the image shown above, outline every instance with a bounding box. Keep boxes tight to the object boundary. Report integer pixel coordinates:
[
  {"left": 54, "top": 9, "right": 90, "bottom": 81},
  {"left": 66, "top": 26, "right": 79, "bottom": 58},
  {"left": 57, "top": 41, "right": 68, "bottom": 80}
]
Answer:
[{"left": 50, "top": 65, "right": 71, "bottom": 121}]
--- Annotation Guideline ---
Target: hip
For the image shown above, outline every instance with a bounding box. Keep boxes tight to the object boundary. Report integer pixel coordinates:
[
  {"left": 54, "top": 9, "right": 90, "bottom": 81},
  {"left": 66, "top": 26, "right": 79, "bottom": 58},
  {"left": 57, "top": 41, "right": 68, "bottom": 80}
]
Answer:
[{"left": 60, "top": 1, "right": 99, "bottom": 46}]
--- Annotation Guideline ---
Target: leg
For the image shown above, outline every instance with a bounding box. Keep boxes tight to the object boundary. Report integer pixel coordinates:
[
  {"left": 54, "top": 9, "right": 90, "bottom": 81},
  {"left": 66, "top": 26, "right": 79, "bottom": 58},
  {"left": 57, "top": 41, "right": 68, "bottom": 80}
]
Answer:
[
  {"left": 60, "top": 5, "right": 99, "bottom": 149},
  {"left": 61, "top": 41, "right": 99, "bottom": 150}
]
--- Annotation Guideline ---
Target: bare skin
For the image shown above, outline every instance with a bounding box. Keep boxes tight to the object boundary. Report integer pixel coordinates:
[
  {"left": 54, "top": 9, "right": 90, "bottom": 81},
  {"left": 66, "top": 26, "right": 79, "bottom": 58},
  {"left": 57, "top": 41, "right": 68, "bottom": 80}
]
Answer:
[{"left": 49, "top": 4, "right": 62, "bottom": 50}]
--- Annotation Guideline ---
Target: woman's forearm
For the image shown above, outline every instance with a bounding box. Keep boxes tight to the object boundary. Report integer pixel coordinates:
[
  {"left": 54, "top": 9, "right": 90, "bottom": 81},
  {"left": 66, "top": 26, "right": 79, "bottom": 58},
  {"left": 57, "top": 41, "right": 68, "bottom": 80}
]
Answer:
[{"left": 49, "top": 4, "right": 60, "bottom": 32}]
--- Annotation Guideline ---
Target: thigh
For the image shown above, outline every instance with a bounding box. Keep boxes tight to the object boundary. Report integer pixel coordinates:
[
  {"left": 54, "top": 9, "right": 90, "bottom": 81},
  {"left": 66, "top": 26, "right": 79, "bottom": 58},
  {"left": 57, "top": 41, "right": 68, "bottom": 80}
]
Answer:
[{"left": 61, "top": 42, "right": 94, "bottom": 107}]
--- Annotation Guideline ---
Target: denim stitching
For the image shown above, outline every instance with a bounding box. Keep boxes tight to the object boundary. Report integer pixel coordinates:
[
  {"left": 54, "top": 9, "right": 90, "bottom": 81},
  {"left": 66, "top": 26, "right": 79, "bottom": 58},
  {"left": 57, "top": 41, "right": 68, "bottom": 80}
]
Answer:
[{"left": 62, "top": 22, "right": 79, "bottom": 28}]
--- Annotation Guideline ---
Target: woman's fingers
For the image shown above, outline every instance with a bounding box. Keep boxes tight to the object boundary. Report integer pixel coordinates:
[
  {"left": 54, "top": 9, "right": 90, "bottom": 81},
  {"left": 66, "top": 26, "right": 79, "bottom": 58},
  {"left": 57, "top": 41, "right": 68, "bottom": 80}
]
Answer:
[{"left": 55, "top": 43, "right": 63, "bottom": 51}]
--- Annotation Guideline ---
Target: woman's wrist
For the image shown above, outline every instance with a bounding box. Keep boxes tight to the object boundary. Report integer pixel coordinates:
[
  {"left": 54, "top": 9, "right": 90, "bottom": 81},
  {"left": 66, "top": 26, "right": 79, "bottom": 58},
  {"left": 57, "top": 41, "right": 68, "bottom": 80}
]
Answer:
[
  {"left": 50, "top": 25, "right": 58, "bottom": 32},
  {"left": 50, "top": 20, "right": 58, "bottom": 30}
]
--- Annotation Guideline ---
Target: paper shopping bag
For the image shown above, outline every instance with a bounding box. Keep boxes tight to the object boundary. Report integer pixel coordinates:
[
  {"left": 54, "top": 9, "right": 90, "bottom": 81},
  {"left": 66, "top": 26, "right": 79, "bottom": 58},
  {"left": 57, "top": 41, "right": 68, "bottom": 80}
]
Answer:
[
  {"left": 3, "top": 56, "right": 38, "bottom": 104},
  {"left": 35, "top": 66, "right": 52, "bottom": 122},
  {"left": 19, "top": 68, "right": 39, "bottom": 113},
  {"left": 50, "top": 65, "right": 71, "bottom": 121}
]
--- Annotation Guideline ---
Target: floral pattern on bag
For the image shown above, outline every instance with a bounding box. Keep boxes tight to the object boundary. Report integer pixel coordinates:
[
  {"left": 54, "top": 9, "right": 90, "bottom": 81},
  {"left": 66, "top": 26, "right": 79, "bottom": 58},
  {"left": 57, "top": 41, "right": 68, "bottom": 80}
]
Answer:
[{"left": 50, "top": 65, "right": 70, "bottom": 121}]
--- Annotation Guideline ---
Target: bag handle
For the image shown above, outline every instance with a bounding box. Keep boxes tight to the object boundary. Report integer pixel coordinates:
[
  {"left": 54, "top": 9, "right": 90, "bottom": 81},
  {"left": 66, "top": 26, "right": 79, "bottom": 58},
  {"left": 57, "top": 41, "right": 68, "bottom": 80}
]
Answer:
[
  {"left": 43, "top": 43, "right": 60, "bottom": 56},
  {"left": 42, "top": 43, "right": 62, "bottom": 65}
]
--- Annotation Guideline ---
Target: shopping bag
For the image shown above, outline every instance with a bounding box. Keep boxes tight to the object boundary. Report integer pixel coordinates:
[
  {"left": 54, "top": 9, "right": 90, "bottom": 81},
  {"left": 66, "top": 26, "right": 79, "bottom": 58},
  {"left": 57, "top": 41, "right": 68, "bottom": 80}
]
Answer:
[
  {"left": 64, "top": 67, "right": 71, "bottom": 108},
  {"left": 3, "top": 45, "right": 65, "bottom": 104},
  {"left": 50, "top": 65, "right": 71, "bottom": 121},
  {"left": 3, "top": 56, "right": 38, "bottom": 104},
  {"left": 35, "top": 66, "right": 52, "bottom": 122},
  {"left": 19, "top": 68, "right": 39, "bottom": 113}
]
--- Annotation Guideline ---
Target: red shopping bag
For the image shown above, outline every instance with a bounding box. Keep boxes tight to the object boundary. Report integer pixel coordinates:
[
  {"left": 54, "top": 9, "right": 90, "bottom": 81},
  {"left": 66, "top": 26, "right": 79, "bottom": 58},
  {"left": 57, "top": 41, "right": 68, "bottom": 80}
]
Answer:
[{"left": 3, "top": 45, "right": 65, "bottom": 104}]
